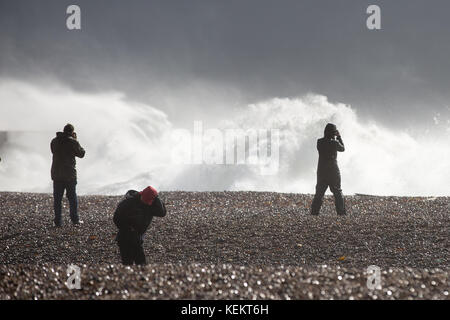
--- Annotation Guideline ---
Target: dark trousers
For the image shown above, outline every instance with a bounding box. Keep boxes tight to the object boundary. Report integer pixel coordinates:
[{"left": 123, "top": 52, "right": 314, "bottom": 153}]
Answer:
[
  {"left": 53, "top": 180, "right": 79, "bottom": 225},
  {"left": 117, "top": 230, "right": 146, "bottom": 265},
  {"left": 311, "top": 170, "right": 346, "bottom": 215}
]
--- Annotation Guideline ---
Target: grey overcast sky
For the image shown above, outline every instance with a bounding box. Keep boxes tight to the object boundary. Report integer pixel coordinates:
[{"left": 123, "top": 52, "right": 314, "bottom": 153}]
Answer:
[{"left": 1, "top": 0, "right": 450, "bottom": 127}]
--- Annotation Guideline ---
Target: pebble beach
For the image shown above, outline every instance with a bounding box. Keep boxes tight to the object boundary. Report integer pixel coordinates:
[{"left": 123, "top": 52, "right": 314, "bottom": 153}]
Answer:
[{"left": 0, "top": 191, "right": 449, "bottom": 299}]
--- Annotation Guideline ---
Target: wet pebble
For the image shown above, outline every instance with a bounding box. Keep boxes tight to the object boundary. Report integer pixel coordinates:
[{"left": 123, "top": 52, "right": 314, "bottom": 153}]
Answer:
[{"left": 0, "top": 191, "right": 448, "bottom": 299}]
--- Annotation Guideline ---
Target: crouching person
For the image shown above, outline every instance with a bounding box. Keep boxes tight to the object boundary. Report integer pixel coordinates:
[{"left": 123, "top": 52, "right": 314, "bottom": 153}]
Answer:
[{"left": 113, "top": 186, "right": 167, "bottom": 265}]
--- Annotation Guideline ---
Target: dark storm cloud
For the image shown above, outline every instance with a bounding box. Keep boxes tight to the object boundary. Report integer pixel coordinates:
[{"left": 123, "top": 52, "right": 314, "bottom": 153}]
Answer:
[{"left": 1, "top": 0, "right": 450, "bottom": 126}]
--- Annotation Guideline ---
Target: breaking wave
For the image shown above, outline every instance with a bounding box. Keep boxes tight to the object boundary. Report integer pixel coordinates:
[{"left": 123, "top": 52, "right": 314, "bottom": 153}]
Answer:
[{"left": 0, "top": 79, "right": 449, "bottom": 196}]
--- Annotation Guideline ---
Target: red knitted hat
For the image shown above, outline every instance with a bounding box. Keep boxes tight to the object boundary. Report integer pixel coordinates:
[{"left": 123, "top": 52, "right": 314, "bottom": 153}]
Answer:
[{"left": 139, "top": 186, "right": 158, "bottom": 205}]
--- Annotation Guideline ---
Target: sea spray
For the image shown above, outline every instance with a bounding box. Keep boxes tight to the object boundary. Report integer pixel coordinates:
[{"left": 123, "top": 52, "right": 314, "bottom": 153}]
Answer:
[{"left": 0, "top": 79, "right": 449, "bottom": 196}]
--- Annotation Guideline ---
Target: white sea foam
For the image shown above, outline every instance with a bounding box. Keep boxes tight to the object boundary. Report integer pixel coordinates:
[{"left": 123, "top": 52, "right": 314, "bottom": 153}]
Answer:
[{"left": 0, "top": 79, "right": 448, "bottom": 196}]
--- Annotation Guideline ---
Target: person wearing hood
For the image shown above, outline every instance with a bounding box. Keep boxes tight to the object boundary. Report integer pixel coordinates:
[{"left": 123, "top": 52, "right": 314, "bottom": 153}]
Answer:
[
  {"left": 113, "top": 186, "right": 167, "bottom": 265},
  {"left": 311, "top": 123, "right": 346, "bottom": 216},
  {"left": 50, "top": 124, "right": 85, "bottom": 226}
]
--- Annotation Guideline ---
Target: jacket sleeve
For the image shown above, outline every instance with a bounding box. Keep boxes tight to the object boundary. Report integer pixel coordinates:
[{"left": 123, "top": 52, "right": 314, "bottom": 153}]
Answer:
[
  {"left": 151, "top": 197, "right": 167, "bottom": 217},
  {"left": 50, "top": 139, "right": 56, "bottom": 154},
  {"left": 73, "top": 141, "right": 86, "bottom": 158},
  {"left": 130, "top": 198, "right": 166, "bottom": 234},
  {"left": 335, "top": 136, "right": 345, "bottom": 152},
  {"left": 113, "top": 203, "right": 126, "bottom": 229}
]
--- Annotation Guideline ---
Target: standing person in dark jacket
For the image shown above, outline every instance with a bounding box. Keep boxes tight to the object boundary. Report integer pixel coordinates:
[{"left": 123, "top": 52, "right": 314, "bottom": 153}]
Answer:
[
  {"left": 113, "top": 186, "right": 167, "bottom": 265},
  {"left": 311, "top": 123, "right": 346, "bottom": 216},
  {"left": 50, "top": 124, "right": 85, "bottom": 226}
]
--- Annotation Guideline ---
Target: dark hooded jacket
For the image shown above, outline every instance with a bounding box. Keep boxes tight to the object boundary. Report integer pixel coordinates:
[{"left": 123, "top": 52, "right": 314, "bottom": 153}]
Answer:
[
  {"left": 50, "top": 132, "right": 85, "bottom": 182},
  {"left": 113, "top": 190, "right": 167, "bottom": 236},
  {"left": 316, "top": 123, "right": 345, "bottom": 176}
]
